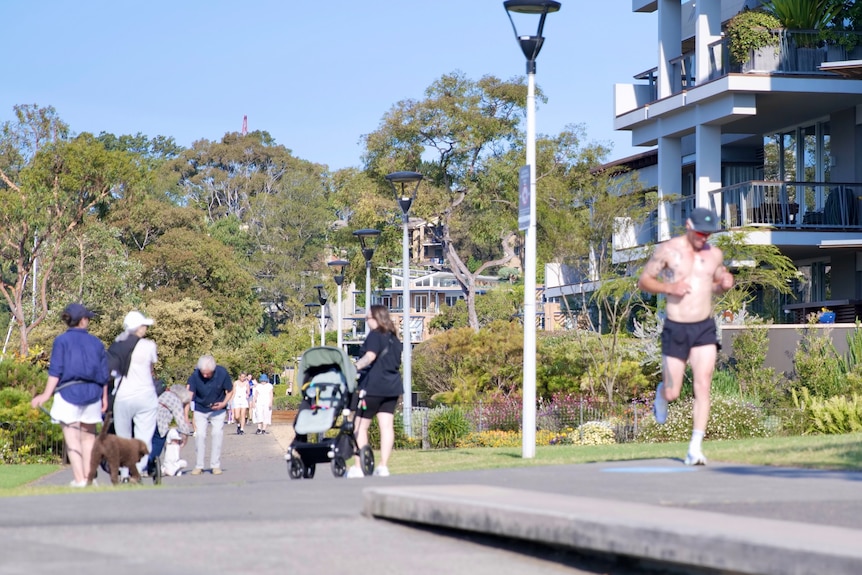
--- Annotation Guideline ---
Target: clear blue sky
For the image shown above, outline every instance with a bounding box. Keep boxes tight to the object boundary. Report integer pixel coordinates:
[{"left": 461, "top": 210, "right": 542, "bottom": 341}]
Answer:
[{"left": 4, "top": 1, "right": 656, "bottom": 171}]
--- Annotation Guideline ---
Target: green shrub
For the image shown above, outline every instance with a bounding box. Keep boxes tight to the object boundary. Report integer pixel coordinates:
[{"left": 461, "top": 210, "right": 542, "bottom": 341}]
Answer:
[
  {"left": 793, "top": 388, "right": 862, "bottom": 435},
  {"left": 637, "top": 396, "right": 769, "bottom": 443},
  {"left": 0, "top": 359, "right": 47, "bottom": 395},
  {"left": 428, "top": 406, "right": 471, "bottom": 448},
  {"left": 273, "top": 392, "right": 303, "bottom": 411},
  {"left": 794, "top": 323, "right": 845, "bottom": 398},
  {"left": 362, "top": 410, "right": 420, "bottom": 451},
  {"left": 0, "top": 388, "right": 65, "bottom": 463}
]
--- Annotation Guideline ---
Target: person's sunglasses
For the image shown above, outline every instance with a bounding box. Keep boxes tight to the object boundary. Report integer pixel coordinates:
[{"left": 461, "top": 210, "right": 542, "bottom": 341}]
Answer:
[{"left": 693, "top": 230, "right": 711, "bottom": 239}]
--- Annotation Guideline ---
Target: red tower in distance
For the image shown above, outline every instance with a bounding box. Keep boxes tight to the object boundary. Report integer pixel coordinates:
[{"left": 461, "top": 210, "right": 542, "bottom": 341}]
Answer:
[{"left": 241, "top": 115, "right": 248, "bottom": 136}]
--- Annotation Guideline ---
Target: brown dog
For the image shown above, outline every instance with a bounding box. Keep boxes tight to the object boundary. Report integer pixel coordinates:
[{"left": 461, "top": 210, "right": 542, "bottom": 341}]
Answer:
[{"left": 87, "top": 416, "right": 149, "bottom": 485}]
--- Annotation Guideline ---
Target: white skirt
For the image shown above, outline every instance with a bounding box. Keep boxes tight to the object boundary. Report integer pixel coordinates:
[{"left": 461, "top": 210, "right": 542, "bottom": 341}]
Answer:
[{"left": 50, "top": 393, "right": 103, "bottom": 425}]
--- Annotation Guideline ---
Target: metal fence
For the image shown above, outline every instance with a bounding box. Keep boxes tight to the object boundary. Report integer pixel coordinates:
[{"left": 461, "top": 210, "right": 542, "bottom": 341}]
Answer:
[
  {"left": 0, "top": 421, "right": 66, "bottom": 464},
  {"left": 407, "top": 400, "right": 648, "bottom": 447}
]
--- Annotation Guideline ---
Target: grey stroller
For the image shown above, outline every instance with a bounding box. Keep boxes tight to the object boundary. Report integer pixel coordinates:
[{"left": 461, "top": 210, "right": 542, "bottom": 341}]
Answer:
[{"left": 285, "top": 346, "right": 375, "bottom": 479}]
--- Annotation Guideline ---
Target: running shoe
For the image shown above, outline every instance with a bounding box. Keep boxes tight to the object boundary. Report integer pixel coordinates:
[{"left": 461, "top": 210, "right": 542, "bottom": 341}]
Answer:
[
  {"left": 373, "top": 466, "right": 390, "bottom": 477},
  {"left": 346, "top": 466, "right": 364, "bottom": 479},
  {"left": 684, "top": 451, "right": 708, "bottom": 466},
  {"left": 190, "top": 468, "right": 203, "bottom": 475},
  {"left": 653, "top": 382, "right": 668, "bottom": 424}
]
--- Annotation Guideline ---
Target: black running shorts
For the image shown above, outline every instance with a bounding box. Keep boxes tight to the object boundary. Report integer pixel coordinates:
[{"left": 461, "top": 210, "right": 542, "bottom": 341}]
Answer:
[
  {"left": 357, "top": 395, "right": 399, "bottom": 419},
  {"left": 660, "top": 317, "right": 718, "bottom": 360}
]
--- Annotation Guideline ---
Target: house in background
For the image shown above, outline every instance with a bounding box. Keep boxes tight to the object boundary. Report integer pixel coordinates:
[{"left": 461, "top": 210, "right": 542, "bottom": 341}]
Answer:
[{"left": 610, "top": 0, "right": 862, "bottom": 322}]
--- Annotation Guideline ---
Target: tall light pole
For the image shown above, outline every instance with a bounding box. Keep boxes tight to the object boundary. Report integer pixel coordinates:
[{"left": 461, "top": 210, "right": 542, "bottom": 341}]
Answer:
[
  {"left": 314, "top": 284, "right": 328, "bottom": 346},
  {"left": 328, "top": 259, "right": 350, "bottom": 349},
  {"left": 385, "top": 171, "right": 423, "bottom": 438},
  {"left": 504, "top": 0, "right": 560, "bottom": 459},
  {"left": 353, "top": 228, "right": 381, "bottom": 335}
]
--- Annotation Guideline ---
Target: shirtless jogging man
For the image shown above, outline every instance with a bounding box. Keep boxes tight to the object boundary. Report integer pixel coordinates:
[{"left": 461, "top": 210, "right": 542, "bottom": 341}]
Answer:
[{"left": 637, "top": 207, "right": 734, "bottom": 465}]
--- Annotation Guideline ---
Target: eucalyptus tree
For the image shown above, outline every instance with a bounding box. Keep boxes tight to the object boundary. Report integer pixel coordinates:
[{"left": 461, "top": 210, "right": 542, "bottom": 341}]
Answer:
[
  {"left": 0, "top": 105, "right": 140, "bottom": 354},
  {"left": 362, "top": 72, "right": 529, "bottom": 331},
  {"left": 169, "top": 130, "right": 333, "bottom": 331}
]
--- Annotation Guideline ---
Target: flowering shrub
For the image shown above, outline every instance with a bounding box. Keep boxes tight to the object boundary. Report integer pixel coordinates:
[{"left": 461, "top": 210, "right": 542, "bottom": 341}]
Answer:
[
  {"left": 457, "top": 429, "right": 557, "bottom": 448},
  {"left": 637, "top": 396, "right": 770, "bottom": 443},
  {"left": 578, "top": 420, "right": 617, "bottom": 445}
]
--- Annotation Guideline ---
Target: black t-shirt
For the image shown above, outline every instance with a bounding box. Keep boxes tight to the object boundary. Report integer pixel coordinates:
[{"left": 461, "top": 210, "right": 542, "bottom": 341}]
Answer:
[{"left": 359, "top": 330, "right": 403, "bottom": 397}]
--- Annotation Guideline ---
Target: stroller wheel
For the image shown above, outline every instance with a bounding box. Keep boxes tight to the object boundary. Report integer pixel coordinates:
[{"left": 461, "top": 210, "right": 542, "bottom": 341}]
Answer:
[
  {"left": 151, "top": 457, "right": 162, "bottom": 485},
  {"left": 288, "top": 456, "right": 305, "bottom": 480},
  {"left": 331, "top": 456, "right": 347, "bottom": 478},
  {"left": 304, "top": 463, "right": 316, "bottom": 479},
  {"left": 360, "top": 445, "right": 375, "bottom": 476}
]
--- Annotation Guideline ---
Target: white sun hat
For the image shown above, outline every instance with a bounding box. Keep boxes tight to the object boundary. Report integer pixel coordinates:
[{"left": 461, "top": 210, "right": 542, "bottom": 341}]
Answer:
[{"left": 123, "top": 310, "right": 154, "bottom": 331}]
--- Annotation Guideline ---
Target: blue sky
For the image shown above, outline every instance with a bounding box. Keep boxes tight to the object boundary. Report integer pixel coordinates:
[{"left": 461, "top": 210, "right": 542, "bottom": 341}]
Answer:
[{"left": 4, "top": 1, "right": 656, "bottom": 171}]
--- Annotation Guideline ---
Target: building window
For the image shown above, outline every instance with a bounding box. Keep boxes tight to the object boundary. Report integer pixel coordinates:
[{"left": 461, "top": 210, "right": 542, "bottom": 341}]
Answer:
[{"left": 415, "top": 295, "right": 428, "bottom": 313}]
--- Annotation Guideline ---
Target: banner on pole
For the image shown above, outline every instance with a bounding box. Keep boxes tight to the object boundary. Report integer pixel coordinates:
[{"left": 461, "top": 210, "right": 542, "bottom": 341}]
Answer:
[{"left": 518, "top": 165, "right": 530, "bottom": 231}]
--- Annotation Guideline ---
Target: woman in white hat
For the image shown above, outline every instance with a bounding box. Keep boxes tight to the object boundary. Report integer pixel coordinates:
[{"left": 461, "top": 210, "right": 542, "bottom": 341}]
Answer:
[{"left": 111, "top": 310, "right": 159, "bottom": 478}]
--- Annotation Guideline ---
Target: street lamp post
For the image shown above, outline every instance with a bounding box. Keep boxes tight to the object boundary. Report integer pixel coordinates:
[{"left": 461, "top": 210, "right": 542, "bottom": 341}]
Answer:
[
  {"left": 304, "top": 302, "right": 320, "bottom": 347},
  {"left": 504, "top": 0, "right": 560, "bottom": 459},
  {"left": 327, "top": 259, "right": 350, "bottom": 349},
  {"left": 385, "top": 171, "right": 423, "bottom": 438},
  {"left": 314, "top": 284, "right": 328, "bottom": 346},
  {"left": 353, "top": 229, "right": 381, "bottom": 335}
]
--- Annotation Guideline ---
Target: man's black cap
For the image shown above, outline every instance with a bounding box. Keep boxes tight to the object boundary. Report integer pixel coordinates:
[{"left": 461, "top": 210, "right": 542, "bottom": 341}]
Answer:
[{"left": 688, "top": 207, "right": 721, "bottom": 234}]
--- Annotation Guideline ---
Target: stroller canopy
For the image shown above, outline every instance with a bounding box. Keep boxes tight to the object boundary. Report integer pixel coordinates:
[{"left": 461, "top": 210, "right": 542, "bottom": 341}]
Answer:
[{"left": 297, "top": 346, "right": 357, "bottom": 393}]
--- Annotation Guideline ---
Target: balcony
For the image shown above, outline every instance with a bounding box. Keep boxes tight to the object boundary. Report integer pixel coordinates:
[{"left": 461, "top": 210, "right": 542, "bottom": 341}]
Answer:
[
  {"left": 614, "top": 181, "right": 862, "bottom": 261},
  {"left": 616, "top": 31, "right": 862, "bottom": 116},
  {"left": 713, "top": 181, "right": 862, "bottom": 231}
]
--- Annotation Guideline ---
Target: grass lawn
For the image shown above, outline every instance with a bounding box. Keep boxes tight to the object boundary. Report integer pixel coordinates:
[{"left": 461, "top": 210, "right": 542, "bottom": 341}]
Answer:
[
  {"left": 391, "top": 433, "right": 862, "bottom": 475},
  {"left": 0, "top": 464, "right": 62, "bottom": 491},
  {"left": 3, "top": 433, "right": 861, "bottom": 495}
]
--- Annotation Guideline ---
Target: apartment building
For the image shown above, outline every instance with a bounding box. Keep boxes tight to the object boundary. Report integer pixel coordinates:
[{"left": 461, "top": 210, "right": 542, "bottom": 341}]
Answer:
[{"left": 611, "top": 0, "right": 862, "bottom": 322}]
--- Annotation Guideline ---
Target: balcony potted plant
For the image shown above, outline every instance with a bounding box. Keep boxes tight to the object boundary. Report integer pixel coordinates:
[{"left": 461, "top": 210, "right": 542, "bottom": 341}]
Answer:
[
  {"left": 726, "top": 9, "right": 783, "bottom": 72},
  {"left": 763, "top": 0, "right": 841, "bottom": 70}
]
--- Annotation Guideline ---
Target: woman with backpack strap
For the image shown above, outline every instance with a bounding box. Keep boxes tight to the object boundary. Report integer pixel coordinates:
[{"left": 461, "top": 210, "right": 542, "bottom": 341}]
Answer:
[{"left": 111, "top": 310, "right": 159, "bottom": 479}]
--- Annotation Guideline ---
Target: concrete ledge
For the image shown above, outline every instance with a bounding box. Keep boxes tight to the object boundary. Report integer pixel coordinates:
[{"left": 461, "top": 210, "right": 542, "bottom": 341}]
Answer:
[{"left": 363, "top": 485, "right": 862, "bottom": 575}]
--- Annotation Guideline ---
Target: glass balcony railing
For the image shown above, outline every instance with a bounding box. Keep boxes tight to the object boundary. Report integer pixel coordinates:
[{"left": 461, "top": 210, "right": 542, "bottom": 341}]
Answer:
[{"left": 711, "top": 181, "right": 862, "bottom": 230}]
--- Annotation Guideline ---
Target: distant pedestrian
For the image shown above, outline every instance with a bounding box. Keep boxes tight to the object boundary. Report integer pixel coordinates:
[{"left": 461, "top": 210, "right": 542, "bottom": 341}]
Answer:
[
  {"left": 187, "top": 355, "right": 234, "bottom": 475},
  {"left": 31, "top": 303, "right": 109, "bottom": 487},
  {"left": 251, "top": 374, "right": 273, "bottom": 435},
  {"left": 232, "top": 373, "right": 250, "bottom": 435}
]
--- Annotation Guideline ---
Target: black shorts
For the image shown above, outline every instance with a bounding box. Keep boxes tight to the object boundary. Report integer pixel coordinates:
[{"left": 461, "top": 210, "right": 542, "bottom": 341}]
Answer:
[
  {"left": 661, "top": 317, "right": 718, "bottom": 360},
  {"left": 357, "top": 395, "right": 399, "bottom": 419}
]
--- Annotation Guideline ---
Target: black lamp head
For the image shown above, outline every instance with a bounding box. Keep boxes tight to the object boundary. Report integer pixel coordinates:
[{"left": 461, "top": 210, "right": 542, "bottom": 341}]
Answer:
[
  {"left": 353, "top": 228, "right": 382, "bottom": 262},
  {"left": 327, "top": 258, "right": 350, "bottom": 287},
  {"left": 314, "top": 284, "right": 329, "bottom": 305},
  {"left": 385, "top": 171, "right": 423, "bottom": 215},
  {"left": 503, "top": 0, "right": 561, "bottom": 67}
]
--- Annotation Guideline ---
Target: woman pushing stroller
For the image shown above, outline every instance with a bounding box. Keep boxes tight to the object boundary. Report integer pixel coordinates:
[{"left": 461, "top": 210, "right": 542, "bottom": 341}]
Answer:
[{"left": 347, "top": 305, "right": 403, "bottom": 478}]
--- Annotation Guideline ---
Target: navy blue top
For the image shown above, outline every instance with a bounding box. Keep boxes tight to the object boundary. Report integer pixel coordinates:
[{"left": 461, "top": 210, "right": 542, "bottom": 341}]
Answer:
[
  {"left": 48, "top": 328, "right": 109, "bottom": 406},
  {"left": 187, "top": 365, "right": 233, "bottom": 413},
  {"left": 359, "top": 329, "right": 403, "bottom": 397}
]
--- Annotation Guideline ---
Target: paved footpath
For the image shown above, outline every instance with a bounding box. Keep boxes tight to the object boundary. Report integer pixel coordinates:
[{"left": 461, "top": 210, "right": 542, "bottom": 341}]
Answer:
[{"left": 3, "top": 424, "right": 862, "bottom": 575}]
